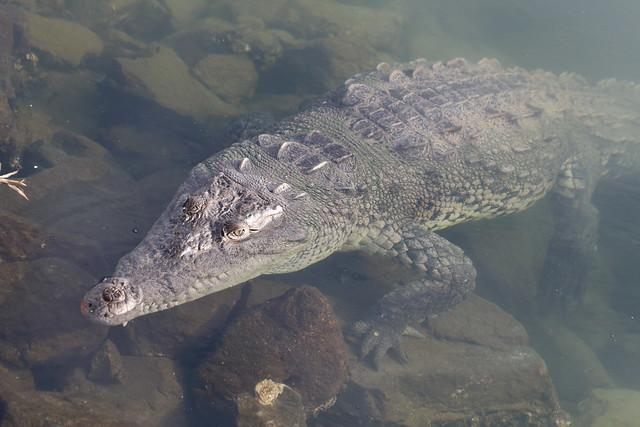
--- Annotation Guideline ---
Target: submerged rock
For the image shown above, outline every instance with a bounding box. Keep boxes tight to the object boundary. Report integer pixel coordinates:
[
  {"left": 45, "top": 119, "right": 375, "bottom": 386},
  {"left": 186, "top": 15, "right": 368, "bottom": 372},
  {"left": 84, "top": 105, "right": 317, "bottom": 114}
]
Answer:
[
  {"left": 112, "top": 46, "right": 241, "bottom": 121},
  {"left": 317, "top": 291, "right": 568, "bottom": 426},
  {"left": 193, "top": 53, "right": 258, "bottom": 103},
  {"left": 0, "top": 6, "right": 17, "bottom": 158},
  {"left": 0, "top": 353, "right": 183, "bottom": 426},
  {"left": 236, "top": 380, "right": 307, "bottom": 427},
  {"left": 578, "top": 388, "right": 640, "bottom": 427},
  {"left": 193, "top": 285, "right": 348, "bottom": 421},
  {"left": 117, "top": 284, "right": 243, "bottom": 358},
  {"left": 529, "top": 319, "right": 614, "bottom": 406},
  {"left": 87, "top": 339, "right": 126, "bottom": 384},
  {"left": 0, "top": 257, "right": 108, "bottom": 367},
  {"left": 427, "top": 293, "right": 530, "bottom": 351},
  {"left": 17, "top": 11, "right": 103, "bottom": 67},
  {"left": 0, "top": 210, "right": 50, "bottom": 262}
]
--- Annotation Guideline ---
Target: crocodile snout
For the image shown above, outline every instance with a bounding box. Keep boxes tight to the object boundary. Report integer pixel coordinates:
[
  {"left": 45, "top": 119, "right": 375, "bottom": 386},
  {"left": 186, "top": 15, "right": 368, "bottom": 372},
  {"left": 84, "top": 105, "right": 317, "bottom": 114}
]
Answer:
[{"left": 81, "top": 277, "right": 143, "bottom": 326}]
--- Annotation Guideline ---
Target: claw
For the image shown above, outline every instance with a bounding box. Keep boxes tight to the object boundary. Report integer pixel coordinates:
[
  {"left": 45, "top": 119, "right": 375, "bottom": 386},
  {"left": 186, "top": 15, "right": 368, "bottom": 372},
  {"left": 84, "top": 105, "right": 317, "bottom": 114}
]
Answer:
[{"left": 352, "top": 319, "right": 408, "bottom": 370}]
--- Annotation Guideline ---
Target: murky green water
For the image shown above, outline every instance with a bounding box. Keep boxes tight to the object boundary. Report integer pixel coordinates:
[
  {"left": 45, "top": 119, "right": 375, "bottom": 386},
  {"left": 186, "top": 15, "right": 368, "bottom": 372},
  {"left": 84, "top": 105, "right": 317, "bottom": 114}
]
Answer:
[{"left": 0, "top": 1, "right": 639, "bottom": 426}]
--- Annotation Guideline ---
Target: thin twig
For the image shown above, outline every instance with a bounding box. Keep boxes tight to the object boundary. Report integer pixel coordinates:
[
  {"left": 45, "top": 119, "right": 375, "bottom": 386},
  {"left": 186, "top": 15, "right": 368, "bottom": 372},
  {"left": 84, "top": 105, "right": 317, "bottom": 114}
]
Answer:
[{"left": 0, "top": 164, "right": 28, "bottom": 200}]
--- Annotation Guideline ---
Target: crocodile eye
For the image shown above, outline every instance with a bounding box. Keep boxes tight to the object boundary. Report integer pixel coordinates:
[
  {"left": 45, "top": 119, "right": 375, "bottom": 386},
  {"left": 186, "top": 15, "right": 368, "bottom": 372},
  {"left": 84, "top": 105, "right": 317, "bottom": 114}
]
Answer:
[
  {"left": 223, "top": 223, "right": 249, "bottom": 241},
  {"left": 182, "top": 197, "right": 205, "bottom": 221}
]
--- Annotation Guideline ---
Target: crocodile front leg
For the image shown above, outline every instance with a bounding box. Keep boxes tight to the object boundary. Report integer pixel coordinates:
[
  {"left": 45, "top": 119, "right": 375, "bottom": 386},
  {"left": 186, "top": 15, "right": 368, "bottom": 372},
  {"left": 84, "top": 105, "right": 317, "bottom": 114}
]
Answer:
[{"left": 353, "top": 225, "right": 476, "bottom": 369}]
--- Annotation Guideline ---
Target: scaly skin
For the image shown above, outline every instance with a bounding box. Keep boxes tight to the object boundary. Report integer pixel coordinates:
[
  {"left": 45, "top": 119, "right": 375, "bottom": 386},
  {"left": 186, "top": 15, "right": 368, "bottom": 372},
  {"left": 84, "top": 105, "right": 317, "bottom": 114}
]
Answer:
[{"left": 81, "top": 58, "right": 640, "bottom": 368}]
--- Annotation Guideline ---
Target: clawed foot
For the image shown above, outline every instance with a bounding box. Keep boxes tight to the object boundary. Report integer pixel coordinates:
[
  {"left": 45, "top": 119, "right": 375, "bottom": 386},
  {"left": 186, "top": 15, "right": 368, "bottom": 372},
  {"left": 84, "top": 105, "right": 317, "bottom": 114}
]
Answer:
[{"left": 351, "top": 318, "right": 409, "bottom": 370}]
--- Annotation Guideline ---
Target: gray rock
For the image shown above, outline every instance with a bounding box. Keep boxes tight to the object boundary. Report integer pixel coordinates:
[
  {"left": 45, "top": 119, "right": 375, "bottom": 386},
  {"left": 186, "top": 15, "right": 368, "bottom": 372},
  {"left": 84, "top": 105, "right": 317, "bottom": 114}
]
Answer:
[
  {"left": 18, "top": 11, "right": 103, "bottom": 67},
  {"left": 193, "top": 54, "right": 257, "bottom": 103},
  {"left": 113, "top": 46, "right": 241, "bottom": 120}
]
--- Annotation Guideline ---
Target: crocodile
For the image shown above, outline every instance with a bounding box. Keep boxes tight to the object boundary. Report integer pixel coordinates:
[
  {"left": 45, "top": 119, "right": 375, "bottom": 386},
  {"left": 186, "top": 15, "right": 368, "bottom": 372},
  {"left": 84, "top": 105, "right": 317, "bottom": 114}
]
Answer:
[{"left": 81, "top": 58, "right": 640, "bottom": 367}]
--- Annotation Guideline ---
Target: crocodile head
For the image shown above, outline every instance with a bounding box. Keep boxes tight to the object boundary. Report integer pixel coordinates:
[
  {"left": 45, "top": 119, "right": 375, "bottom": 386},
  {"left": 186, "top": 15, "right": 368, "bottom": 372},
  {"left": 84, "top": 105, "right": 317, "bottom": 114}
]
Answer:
[{"left": 81, "top": 163, "right": 315, "bottom": 326}]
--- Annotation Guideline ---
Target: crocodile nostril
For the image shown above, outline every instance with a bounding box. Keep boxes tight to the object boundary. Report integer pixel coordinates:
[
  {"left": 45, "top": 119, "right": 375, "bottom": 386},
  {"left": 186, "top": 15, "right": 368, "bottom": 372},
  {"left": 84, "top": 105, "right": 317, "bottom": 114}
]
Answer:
[{"left": 102, "top": 289, "right": 113, "bottom": 302}]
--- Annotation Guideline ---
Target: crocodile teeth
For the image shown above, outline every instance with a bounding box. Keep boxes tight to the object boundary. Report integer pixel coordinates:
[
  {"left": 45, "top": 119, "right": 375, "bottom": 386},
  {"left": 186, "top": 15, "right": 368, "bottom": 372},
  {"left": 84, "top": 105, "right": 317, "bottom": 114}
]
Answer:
[{"left": 293, "top": 192, "right": 308, "bottom": 200}]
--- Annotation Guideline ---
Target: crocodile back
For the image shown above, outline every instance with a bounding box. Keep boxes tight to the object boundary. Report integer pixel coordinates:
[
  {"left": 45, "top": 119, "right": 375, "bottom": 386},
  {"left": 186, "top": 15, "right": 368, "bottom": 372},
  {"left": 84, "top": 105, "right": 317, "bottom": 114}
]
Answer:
[{"left": 328, "top": 58, "right": 571, "bottom": 165}]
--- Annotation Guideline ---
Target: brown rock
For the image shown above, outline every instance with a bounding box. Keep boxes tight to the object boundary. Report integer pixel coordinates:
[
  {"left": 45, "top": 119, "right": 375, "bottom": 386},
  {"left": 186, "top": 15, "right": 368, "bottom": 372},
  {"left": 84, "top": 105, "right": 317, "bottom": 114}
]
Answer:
[
  {"left": 578, "top": 388, "right": 640, "bottom": 427},
  {"left": 193, "top": 54, "right": 258, "bottom": 103},
  {"left": 0, "top": 354, "right": 184, "bottom": 426},
  {"left": 0, "top": 211, "right": 49, "bottom": 262},
  {"left": 117, "top": 282, "right": 242, "bottom": 358},
  {"left": 193, "top": 285, "right": 348, "bottom": 420},
  {"left": 318, "top": 289, "right": 567, "bottom": 426},
  {"left": 18, "top": 11, "right": 103, "bottom": 67},
  {"left": 236, "top": 382, "right": 307, "bottom": 427},
  {"left": 113, "top": 46, "right": 241, "bottom": 121},
  {"left": 0, "top": 6, "right": 18, "bottom": 161},
  {"left": 0, "top": 257, "right": 108, "bottom": 367},
  {"left": 0, "top": 389, "right": 141, "bottom": 427},
  {"left": 427, "top": 293, "right": 529, "bottom": 351},
  {"left": 87, "top": 340, "right": 126, "bottom": 384}
]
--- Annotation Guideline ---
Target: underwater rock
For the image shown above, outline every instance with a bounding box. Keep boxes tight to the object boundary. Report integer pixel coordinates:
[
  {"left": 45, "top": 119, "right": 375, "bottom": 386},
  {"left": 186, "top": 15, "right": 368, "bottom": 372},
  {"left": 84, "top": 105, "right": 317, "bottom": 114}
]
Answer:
[
  {"left": 101, "top": 125, "right": 203, "bottom": 178},
  {"left": 427, "top": 293, "right": 529, "bottom": 351},
  {"left": 236, "top": 380, "right": 307, "bottom": 427},
  {"left": 164, "top": 0, "right": 208, "bottom": 27},
  {"left": 0, "top": 5, "right": 18, "bottom": 162},
  {"left": 111, "top": 0, "right": 173, "bottom": 41},
  {"left": 64, "top": 354, "right": 185, "bottom": 426},
  {"left": 318, "top": 293, "right": 568, "bottom": 426},
  {"left": 0, "top": 354, "right": 183, "bottom": 426},
  {"left": 112, "top": 46, "right": 241, "bottom": 121},
  {"left": 193, "top": 285, "right": 348, "bottom": 421},
  {"left": 0, "top": 210, "right": 50, "bottom": 262},
  {"left": 87, "top": 339, "right": 126, "bottom": 384},
  {"left": 222, "top": 0, "right": 405, "bottom": 52},
  {"left": 578, "top": 388, "right": 640, "bottom": 427},
  {"left": 7, "top": 130, "right": 121, "bottom": 204},
  {"left": 18, "top": 11, "right": 103, "bottom": 67},
  {"left": 116, "top": 284, "right": 243, "bottom": 358},
  {"left": 33, "top": 70, "right": 103, "bottom": 137},
  {"left": 0, "top": 389, "right": 141, "bottom": 427},
  {"left": 529, "top": 319, "right": 614, "bottom": 405},
  {"left": 163, "top": 17, "right": 237, "bottom": 65},
  {"left": 193, "top": 54, "right": 258, "bottom": 103},
  {"left": 271, "top": 35, "right": 392, "bottom": 94},
  {"left": 0, "top": 257, "right": 108, "bottom": 367}
]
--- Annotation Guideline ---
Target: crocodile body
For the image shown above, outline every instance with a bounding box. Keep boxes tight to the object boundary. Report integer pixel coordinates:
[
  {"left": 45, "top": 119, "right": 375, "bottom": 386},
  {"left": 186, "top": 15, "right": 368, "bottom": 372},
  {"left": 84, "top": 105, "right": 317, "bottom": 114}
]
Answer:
[{"left": 82, "top": 58, "right": 640, "bottom": 366}]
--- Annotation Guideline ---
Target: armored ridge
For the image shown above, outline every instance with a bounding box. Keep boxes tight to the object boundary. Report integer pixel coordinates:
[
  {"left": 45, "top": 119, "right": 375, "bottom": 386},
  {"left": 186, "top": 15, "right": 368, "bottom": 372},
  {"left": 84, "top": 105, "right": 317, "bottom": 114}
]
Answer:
[{"left": 81, "top": 58, "right": 640, "bottom": 367}]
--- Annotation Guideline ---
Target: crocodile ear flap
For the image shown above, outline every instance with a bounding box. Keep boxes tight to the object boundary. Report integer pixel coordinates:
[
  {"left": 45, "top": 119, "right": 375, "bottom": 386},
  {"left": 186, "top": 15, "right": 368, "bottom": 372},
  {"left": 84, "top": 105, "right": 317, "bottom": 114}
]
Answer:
[{"left": 285, "top": 226, "right": 308, "bottom": 243}]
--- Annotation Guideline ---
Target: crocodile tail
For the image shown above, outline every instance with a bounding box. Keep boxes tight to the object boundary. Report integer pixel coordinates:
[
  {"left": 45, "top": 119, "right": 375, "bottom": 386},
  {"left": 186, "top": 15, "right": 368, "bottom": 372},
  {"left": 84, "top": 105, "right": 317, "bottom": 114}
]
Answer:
[{"left": 579, "top": 78, "right": 640, "bottom": 175}]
